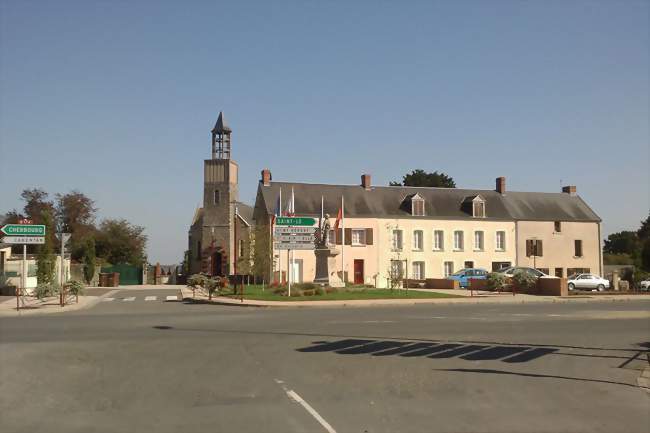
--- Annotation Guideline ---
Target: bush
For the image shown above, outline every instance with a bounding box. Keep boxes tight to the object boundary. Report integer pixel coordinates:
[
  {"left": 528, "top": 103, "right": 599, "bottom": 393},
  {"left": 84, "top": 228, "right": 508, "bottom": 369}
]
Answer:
[
  {"left": 66, "top": 280, "right": 85, "bottom": 297},
  {"left": 34, "top": 283, "right": 59, "bottom": 300},
  {"left": 290, "top": 290, "right": 303, "bottom": 297},
  {"left": 187, "top": 274, "right": 207, "bottom": 295},
  {"left": 273, "top": 288, "right": 287, "bottom": 295},
  {"left": 302, "top": 289, "right": 315, "bottom": 296},
  {"left": 295, "top": 282, "right": 316, "bottom": 290},
  {"left": 315, "top": 287, "right": 324, "bottom": 296},
  {"left": 205, "top": 277, "right": 220, "bottom": 299},
  {"left": 513, "top": 270, "right": 537, "bottom": 292},
  {"left": 325, "top": 287, "right": 339, "bottom": 294},
  {"left": 486, "top": 273, "right": 507, "bottom": 291}
]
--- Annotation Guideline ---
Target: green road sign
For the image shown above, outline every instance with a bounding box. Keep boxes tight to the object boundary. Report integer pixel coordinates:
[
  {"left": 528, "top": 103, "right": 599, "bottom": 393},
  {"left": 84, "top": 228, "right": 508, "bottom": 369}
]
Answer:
[
  {"left": 275, "top": 217, "right": 316, "bottom": 226},
  {"left": 0, "top": 224, "right": 46, "bottom": 236}
]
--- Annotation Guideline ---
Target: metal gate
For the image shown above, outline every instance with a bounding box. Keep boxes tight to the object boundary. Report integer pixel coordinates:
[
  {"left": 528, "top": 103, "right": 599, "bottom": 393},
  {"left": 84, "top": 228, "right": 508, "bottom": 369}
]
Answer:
[{"left": 100, "top": 264, "right": 143, "bottom": 285}]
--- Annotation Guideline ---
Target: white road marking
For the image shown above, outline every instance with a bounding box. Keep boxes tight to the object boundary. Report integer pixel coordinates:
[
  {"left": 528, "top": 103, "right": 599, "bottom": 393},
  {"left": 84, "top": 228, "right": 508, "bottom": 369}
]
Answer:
[
  {"left": 123, "top": 297, "right": 136, "bottom": 302},
  {"left": 102, "top": 298, "right": 115, "bottom": 302},
  {"left": 165, "top": 295, "right": 177, "bottom": 301},
  {"left": 275, "top": 379, "right": 336, "bottom": 433},
  {"left": 145, "top": 296, "right": 157, "bottom": 301}
]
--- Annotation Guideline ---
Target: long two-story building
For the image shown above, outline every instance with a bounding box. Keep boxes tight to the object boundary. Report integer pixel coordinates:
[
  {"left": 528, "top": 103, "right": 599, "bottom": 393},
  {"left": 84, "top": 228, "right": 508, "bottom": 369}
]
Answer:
[{"left": 253, "top": 171, "right": 602, "bottom": 288}]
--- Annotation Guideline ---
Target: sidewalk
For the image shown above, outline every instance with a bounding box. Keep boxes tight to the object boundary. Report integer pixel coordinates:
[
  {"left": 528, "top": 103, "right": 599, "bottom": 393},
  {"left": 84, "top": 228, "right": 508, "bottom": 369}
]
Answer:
[
  {"left": 0, "top": 291, "right": 117, "bottom": 317},
  {"left": 179, "top": 287, "right": 650, "bottom": 308}
]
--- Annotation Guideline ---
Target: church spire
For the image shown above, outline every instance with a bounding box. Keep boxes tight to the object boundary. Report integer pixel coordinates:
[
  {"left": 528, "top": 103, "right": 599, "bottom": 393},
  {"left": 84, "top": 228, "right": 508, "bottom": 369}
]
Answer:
[{"left": 211, "top": 111, "right": 232, "bottom": 159}]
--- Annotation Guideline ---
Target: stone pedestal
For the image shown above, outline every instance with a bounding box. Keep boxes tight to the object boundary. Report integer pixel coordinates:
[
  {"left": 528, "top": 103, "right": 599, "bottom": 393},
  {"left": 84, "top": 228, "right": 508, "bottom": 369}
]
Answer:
[{"left": 314, "top": 247, "right": 344, "bottom": 287}]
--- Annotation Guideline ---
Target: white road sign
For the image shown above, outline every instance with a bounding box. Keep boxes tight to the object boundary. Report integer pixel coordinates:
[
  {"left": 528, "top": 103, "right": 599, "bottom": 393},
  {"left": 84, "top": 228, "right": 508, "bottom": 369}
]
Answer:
[
  {"left": 274, "top": 235, "right": 315, "bottom": 242},
  {"left": 274, "top": 242, "right": 315, "bottom": 250},
  {"left": 274, "top": 226, "right": 316, "bottom": 235},
  {"left": 1, "top": 236, "right": 45, "bottom": 245}
]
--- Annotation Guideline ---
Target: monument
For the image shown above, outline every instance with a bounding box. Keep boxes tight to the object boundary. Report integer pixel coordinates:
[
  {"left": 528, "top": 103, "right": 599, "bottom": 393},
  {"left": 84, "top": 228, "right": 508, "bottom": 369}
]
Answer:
[{"left": 313, "top": 214, "right": 344, "bottom": 287}]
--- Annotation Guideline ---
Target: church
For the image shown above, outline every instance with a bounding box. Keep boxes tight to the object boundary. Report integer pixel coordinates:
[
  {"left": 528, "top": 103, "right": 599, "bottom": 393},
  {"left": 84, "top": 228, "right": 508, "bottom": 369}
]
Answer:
[{"left": 187, "top": 112, "right": 254, "bottom": 277}]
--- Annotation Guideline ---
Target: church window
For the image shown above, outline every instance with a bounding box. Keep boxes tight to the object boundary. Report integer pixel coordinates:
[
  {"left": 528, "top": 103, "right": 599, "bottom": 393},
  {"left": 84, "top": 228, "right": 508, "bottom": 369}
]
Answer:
[{"left": 214, "top": 190, "right": 220, "bottom": 205}]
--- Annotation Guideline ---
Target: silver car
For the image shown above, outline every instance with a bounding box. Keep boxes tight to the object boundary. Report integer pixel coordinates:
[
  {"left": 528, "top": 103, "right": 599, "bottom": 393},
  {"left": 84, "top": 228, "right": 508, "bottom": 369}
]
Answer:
[
  {"left": 497, "top": 266, "right": 547, "bottom": 278},
  {"left": 567, "top": 273, "right": 610, "bottom": 291}
]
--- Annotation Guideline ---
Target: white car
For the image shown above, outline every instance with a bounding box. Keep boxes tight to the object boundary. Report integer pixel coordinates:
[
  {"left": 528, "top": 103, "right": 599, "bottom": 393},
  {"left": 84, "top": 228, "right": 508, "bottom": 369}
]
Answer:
[
  {"left": 640, "top": 279, "right": 650, "bottom": 291},
  {"left": 567, "top": 274, "right": 610, "bottom": 291}
]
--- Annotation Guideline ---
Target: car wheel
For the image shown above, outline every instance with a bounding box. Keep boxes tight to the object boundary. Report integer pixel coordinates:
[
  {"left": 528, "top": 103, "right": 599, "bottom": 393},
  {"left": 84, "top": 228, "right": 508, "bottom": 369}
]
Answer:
[
  {"left": 597, "top": 284, "right": 605, "bottom": 292},
  {"left": 568, "top": 283, "right": 575, "bottom": 291}
]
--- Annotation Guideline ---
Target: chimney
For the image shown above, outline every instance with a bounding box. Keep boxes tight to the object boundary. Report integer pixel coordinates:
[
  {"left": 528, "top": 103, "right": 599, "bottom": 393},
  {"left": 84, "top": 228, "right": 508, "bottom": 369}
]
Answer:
[
  {"left": 261, "top": 169, "right": 272, "bottom": 186},
  {"left": 496, "top": 177, "right": 506, "bottom": 194},
  {"left": 562, "top": 185, "right": 576, "bottom": 195},
  {"left": 361, "top": 174, "right": 371, "bottom": 190}
]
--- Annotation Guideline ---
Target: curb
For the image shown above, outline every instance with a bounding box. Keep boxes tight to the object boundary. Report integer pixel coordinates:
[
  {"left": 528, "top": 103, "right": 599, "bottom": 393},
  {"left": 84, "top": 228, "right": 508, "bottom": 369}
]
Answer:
[{"left": 0, "top": 289, "right": 120, "bottom": 317}]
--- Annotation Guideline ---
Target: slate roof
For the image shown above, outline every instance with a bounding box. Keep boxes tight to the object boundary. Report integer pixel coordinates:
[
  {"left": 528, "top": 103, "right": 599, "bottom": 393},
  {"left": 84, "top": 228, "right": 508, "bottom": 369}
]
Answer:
[
  {"left": 257, "top": 182, "right": 601, "bottom": 222},
  {"left": 212, "top": 111, "right": 231, "bottom": 133}
]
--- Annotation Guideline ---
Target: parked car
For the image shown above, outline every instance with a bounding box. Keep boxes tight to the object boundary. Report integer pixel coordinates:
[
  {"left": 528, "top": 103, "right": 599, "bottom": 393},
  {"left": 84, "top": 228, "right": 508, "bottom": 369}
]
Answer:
[
  {"left": 496, "top": 266, "right": 550, "bottom": 279},
  {"left": 447, "top": 268, "right": 488, "bottom": 288},
  {"left": 567, "top": 273, "right": 610, "bottom": 291},
  {"left": 639, "top": 279, "right": 650, "bottom": 291}
]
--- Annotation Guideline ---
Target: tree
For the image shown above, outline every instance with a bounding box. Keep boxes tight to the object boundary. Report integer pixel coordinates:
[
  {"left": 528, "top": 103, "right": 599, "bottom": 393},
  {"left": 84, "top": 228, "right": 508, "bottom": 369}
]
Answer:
[
  {"left": 641, "top": 239, "right": 650, "bottom": 272},
  {"left": 638, "top": 213, "right": 650, "bottom": 241},
  {"left": 252, "top": 222, "right": 271, "bottom": 282},
  {"left": 36, "top": 210, "right": 56, "bottom": 284},
  {"left": 390, "top": 169, "right": 456, "bottom": 188},
  {"left": 21, "top": 188, "right": 55, "bottom": 224},
  {"left": 95, "top": 219, "right": 147, "bottom": 266},
  {"left": 603, "top": 231, "right": 640, "bottom": 255},
  {"left": 56, "top": 191, "right": 98, "bottom": 260},
  {"left": 82, "top": 238, "right": 96, "bottom": 284}
]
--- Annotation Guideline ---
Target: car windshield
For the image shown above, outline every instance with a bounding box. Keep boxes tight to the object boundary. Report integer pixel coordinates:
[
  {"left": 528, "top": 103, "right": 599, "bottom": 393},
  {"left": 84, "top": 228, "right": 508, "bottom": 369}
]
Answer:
[{"left": 451, "top": 270, "right": 466, "bottom": 276}]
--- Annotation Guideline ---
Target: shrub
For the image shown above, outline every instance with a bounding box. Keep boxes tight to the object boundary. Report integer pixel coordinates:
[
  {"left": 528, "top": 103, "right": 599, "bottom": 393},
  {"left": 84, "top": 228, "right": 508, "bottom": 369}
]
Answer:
[
  {"left": 325, "top": 287, "right": 339, "bottom": 294},
  {"left": 513, "top": 270, "right": 537, "bottom": 292},
  {"left": 187, "top": 274, "right": 207, "bottom": 296},
  {"left": 486, "top": 273, "right": 507, "bottom": 292},
  {"left": 34, "top": 283, "right": 59, "bottom": 300},
  {"left": 295, "top": 282, "right": 316, "bottom": 290},
  {"left": 302, "top": 289, "right": 315, "bottom": 296},
  {"left": 290, "top": 290, "right": 303, "bottom": 297},
  {"left": 66, "top": 280, "right": 85, "bottom": 298},
  {"left": 315, "top": 287, "right": 324, "bottom": 296},
  {"left": 273, "top": 288, "right": 287, "bottom": 295},
  {"left": 205, "top": 277, "right": 220, "bottom": 300}
]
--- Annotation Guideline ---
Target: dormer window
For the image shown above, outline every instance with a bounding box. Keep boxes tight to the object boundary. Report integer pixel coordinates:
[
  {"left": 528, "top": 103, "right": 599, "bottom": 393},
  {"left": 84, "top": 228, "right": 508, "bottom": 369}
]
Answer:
[
  {"left": 411, "top": 194, "right": 425, "bottom": 216},
  {"left": 473, "top": 200, "right": 485, "bottom": 218}
]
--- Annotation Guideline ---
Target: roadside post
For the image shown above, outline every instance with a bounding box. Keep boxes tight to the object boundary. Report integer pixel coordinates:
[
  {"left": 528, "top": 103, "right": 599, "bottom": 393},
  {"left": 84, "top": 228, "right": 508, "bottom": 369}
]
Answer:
[
  {"left": 1, "top": 222, "right": 46, "bottom": 311},
  {"left": 273, "top": 217, "right": 316, "bottom": 297},
  {"left": 56, "top": 233, "right": 71, "bottom": 307}
]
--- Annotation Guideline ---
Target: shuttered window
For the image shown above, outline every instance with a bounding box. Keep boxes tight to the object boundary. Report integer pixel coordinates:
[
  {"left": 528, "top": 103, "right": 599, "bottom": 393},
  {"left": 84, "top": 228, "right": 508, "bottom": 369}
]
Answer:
[
  {"left": 413, "top": 230, "right": 423, "bottom": 250},
  {"left": 495, "top": 231, "right": 506, "bottom": 251},
  {"left": 412, "top": 199, "right": 425, "bottom": 216},
  {"left": 453, "top": 231, "right": 464, "bottom": 251},
  {"left": 412, "top": 262, "right": 425, "bottom": 279},
  {"left": 433, "top": 230, "right": 444, "bottom": 251},
  {"left": 574, "top": 240, "right": 583, "bottom": 257},
  {"left": 474, "top": 231, "right": 484, "bottom": 251},
  {"left": 392, "top": 230, "right": 403, "bottom": 251}
]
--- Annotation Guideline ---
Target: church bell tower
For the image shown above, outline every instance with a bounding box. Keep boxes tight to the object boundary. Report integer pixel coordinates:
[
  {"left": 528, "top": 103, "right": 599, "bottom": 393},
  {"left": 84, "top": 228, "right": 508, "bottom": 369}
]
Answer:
[{"left": 201, "top": 111, "right": 239, "bottom": 276}]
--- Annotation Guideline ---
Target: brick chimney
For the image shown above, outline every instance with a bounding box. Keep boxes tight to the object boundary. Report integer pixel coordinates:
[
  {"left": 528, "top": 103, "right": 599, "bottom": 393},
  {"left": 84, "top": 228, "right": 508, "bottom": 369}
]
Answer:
[
  {"left": 496, "top": 176, "right": 506, "bottom": 194},
  {"left": 261, "top": 169, "right": 272, "bottom": 186},
  {"left": 562, "top": 185, "right": 576, "bottom": 195},
  {"left": 361, "top": 174, "right": 371, "bottom": 190}
]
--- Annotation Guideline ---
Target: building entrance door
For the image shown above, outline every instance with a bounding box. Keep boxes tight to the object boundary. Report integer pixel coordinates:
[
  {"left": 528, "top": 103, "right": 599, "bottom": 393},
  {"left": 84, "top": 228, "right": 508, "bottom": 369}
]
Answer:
[
  {"left": 211, "top": 252, "right": 223, "bottom": 276},
  {"left": 354, "top": 259, "right": 364, "bottom": 285}
]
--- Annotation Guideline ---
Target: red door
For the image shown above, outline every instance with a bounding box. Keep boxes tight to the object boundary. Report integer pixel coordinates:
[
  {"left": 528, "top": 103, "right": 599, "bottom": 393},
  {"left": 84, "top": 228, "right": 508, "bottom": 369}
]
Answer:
[{"left": 354, "top": 260, "right": 364, "bottom": 285}]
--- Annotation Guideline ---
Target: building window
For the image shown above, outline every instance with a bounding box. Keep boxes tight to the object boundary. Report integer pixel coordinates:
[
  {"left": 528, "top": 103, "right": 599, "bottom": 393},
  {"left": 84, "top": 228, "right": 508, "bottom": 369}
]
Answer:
[
  {"left": 413, "top": 230, "right": 423, "bottom": 251},
  {"left": 351, "top": 229, "right": 366, "bottom": 246},
  {"left": 412, "top": 197, "right": 425, "bottom": 216},
  {"left": 197, "top": 241, "right": 202, "bottom": 259},
  {"left": 526, "top": 239, "right": 544, "bottom": 257},
  {"left": 239, "top": 239, "right": 244, "bottom": 257},
  {"left": 214, "top": 189, "right": 220, "bottom": 205},
  {"left": 574, "top": 240, "right": 583, "bottom": 257},
  {"left": 492, "top": 261, "right": 511, "bottom": 271},
  {"left": 555, "top": 268, "right": 564, "bottom": 278},
  {"left": 474, "top": 231, "right": 484, "bottom": 251},
  {"left": 392, "top": 230, "right": 403, "bottom": 251},
  {"left": 412, "top": 261, "right": 425, "bottom": 279},
  {"left": 433, "top": 230, "right": 444, "bottom": 251},
  {"left": 444, "top": 261, "right": 454, "bottom": 277},
  {"left": 554, "top": 221, "right": 562, "bottom": 233},
  {"left": 495, "top": 231, "right": 506, "bottom": 251},
  {"left": 473, "top": 200, "right": 486, "bottom": 218},
  {"left": 453, "top": 230, "right": 464, "bottom": 251}
]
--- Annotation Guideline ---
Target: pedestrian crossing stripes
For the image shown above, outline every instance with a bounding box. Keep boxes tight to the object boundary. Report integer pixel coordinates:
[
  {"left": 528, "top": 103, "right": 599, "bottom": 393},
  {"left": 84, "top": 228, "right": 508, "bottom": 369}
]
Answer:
[{"left": 100, "top": 295, "right": 178, "bottom": 303}]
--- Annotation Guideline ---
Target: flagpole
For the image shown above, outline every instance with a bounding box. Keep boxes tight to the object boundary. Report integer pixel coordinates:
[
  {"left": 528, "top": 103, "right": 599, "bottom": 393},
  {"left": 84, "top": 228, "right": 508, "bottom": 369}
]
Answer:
[
  {"left": 341, "top": 195, "right": 345, "bottom": 284},
  {"left": 278, "top": 188, "right": 282, "bottom": 285}
]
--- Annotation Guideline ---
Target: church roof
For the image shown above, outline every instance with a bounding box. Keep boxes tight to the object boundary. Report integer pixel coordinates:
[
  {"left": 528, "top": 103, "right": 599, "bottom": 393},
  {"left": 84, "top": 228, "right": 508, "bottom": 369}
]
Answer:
[{"left": 212, "top": 111, "right": 232, "bottom": 133}]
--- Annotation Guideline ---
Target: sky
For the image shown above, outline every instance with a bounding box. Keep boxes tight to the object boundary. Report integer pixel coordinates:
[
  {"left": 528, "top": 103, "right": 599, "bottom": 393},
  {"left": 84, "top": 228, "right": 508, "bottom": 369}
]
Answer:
[{"left": 1, "top": 0, "right": 648, "bottom": 264}]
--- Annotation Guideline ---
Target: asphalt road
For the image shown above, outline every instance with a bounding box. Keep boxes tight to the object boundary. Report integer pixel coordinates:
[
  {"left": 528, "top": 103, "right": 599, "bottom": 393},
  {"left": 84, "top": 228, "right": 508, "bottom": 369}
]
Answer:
[{"left": 1, "top": 289, "right": 648, "bottom": 433}]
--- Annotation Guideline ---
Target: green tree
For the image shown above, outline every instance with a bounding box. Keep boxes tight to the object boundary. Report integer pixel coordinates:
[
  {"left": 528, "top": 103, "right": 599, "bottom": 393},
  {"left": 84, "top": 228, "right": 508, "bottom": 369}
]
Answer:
[
  {"left": 641, "top": 239, "right": 650, "bottom": 272},
  {"left": 82, "top": 238, "right": 96, "bottom": 284},
  {"left": 390, "top": 169, "right": 456, "bottom": 188},
  {"left": 36, "top": 210, "right": 56, "bottom": 284},
  {"left": 638, "top": 213, "right": 650, "bottom": 241},
  {"left": 95, "top": 219, "right": 147, "bottom": 266},
  {"left": 603, "top": 231, "right": 640, "bottom": 255},
  {"left": 56, "top": 191, "right": 98, "bottom": 260},
  {"left": 21, "top": 188, "right": 55, "bottom": 224},
  {"left": 252, "top": 223, "right": 271, "bottom": 282}
]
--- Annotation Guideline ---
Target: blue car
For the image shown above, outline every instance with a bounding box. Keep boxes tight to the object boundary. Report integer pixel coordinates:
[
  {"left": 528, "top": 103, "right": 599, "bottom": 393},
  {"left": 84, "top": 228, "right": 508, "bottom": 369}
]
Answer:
[{"left": 447, "top": 268, "right": 489, "bottom": 288}]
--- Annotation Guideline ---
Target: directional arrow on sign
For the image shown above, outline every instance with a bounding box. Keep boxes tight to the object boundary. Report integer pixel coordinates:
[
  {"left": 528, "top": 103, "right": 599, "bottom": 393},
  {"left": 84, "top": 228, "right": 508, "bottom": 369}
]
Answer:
[
  {"left": 1, "top": 224, "right": 46, "bottom": 236},
  {"left": 1, "top": 236, "right": 45, "bottom": 245}
]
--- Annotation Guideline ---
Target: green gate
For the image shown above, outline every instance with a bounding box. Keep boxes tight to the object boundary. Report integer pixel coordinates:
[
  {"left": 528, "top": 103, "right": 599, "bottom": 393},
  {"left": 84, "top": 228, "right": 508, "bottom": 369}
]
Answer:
[{"left": 100, "top": 264, "right": 143, "bottom": 285}]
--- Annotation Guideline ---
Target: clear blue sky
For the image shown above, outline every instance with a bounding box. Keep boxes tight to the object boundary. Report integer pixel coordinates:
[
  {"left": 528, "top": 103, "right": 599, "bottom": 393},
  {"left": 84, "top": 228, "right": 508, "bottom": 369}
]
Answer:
[{"left": 1, "top": 0, "right": 648, "bottom": 264}]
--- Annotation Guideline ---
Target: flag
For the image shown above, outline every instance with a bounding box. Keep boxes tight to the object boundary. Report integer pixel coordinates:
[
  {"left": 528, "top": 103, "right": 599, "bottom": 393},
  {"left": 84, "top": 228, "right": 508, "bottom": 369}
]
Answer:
[
  {"left": 334, "top": 204, "right": 342, "bottom": 231},
  {"left": 284, "top": 187, "right": 295, "bottom": 216}
]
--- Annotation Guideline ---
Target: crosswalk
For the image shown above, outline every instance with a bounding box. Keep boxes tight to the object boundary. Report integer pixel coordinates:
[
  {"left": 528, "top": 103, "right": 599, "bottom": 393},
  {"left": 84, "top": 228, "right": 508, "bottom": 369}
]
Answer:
[{"left": 101, "top": 295, "right": 180, "bottom": 303}]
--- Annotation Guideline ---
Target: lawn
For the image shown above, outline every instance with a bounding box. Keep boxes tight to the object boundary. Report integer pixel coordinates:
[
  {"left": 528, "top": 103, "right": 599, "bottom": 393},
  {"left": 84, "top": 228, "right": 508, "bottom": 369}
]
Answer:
[{"left": 221, "top": 284, "right": 461, "bottom": 302}]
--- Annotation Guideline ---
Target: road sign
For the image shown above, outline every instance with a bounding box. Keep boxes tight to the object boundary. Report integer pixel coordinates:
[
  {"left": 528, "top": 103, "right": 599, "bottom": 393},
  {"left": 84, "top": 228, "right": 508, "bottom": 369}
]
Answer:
[
  {"left": 274, "top": 235, "right": 315, "bottom": 243},
  {"left": 275, "top": 217, "right": 316, "bottom": 226},
  {"left": 1, "top": 236, "right": 45, "bottom": 245},
  {"left": 274, "top": 242, "right": 315, "bottom": 250},
  {"left": 274, "top": 226, "right": 316, "bottom": 235},
  {"left": 1, "top": 224, "right": 46, "bottom": 236},
  {"left": 56, "top": 233, "right": 72, "bottom": 243}
]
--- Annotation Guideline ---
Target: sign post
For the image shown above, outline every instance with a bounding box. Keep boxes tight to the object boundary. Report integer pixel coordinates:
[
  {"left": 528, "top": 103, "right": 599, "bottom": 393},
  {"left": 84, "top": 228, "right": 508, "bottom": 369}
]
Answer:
[
  {"left": 1, "top": 223, "right": 46, "bottom": 311},
  {"left": 56, "top": 233, "right": 71, "bottom": 307}
]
